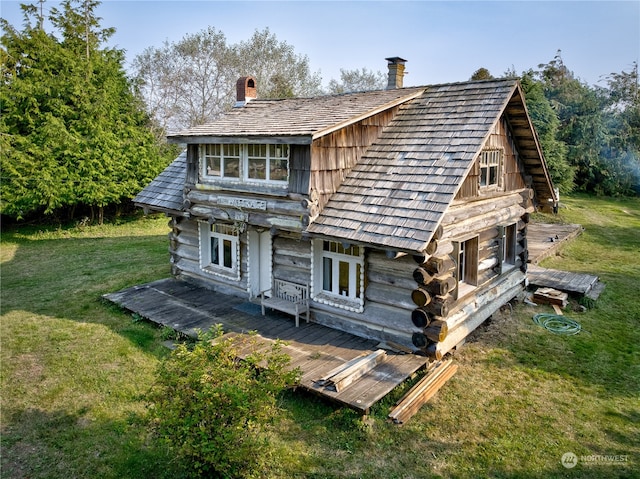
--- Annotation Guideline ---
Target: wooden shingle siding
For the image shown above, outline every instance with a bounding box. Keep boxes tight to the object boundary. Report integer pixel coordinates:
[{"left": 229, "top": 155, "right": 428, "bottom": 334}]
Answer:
[
  {"left": 309, "top": 107, "right": 402, "bottom": 210},
  {"left": 307, "top": 80, "right": 523, "bottom": 253}
]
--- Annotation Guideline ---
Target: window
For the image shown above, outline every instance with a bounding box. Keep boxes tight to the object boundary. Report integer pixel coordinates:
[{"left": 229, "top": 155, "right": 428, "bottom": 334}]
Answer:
[
  {"left": 312, "top": 240, "right": 364, "bottom": 312},
  {"left": 201, "top": 144, "right": 289, "bottom": 183},
  {"left": 454, "top": 236, "right": 478, "bottom": 296},
  {"left": 500, "top": 223, "right": 518, "bottom": 271},
  {"left": 202, "top": 144, "right": 240, "bottom": 179},
  {"left": 502, "top": 224, "right": 517, "bottom": 265},
  {"left": 199, "top": 222, "right": 240, "bottom": 278},
  {"left": 479, "top": 149, "right": 502, "bottom": 188}
]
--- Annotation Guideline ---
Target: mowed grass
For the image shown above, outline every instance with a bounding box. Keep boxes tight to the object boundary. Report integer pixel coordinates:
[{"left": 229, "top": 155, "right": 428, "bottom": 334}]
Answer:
[{"left": 2, "top": 196, "right": 639, "bottom": 478}]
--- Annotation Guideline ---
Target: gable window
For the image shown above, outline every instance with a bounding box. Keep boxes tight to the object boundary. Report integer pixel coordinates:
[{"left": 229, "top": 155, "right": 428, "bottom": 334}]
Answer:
[
  {"left": 454, "top": 236, "right": 478, "bottom": 297},
  {"left": 199, "top": 222, "right": 240, "bottom": 279},
  {"left": 479, "top": 149, "right": 503, "bottom": 188},
  {"left": 201, "top": 144, "right": 289, "bottom": 184},
  {"left": 312, "top": 240, "right": 364, "bottom": 312}
]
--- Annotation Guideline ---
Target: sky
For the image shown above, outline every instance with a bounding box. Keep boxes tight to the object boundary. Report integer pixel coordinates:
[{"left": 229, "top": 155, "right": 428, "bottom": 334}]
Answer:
[{"left": 1, "top": 0, "right": 638, "bottom": 88}]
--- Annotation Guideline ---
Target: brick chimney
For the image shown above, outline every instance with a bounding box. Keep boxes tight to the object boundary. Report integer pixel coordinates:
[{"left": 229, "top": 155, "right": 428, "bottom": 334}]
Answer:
[
  {"left": 235, "top": 76, "right": 257, "bottom": 107},
  {"left": 385, "top": 57, "right": 407, "bottom": 89}
]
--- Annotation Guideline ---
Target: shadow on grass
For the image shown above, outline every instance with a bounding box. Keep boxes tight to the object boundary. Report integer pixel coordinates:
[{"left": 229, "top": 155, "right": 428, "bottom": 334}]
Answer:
[
  {"left": 1, "top": 228, "right": 171, "bottom": 358},
  {"left": 0, "top": 408, "right": 186, "bottom": 479}
]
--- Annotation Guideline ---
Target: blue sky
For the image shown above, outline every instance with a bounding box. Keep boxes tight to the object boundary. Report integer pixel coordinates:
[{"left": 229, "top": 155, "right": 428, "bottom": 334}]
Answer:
[{"left": 1, "top": 0, "right": 638, "bottom": 88}]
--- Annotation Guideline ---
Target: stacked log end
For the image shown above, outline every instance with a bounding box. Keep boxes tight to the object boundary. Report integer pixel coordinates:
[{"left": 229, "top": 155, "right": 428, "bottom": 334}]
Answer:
[{"left": 409, "top": 227, "right": 455, "bottom": 360}]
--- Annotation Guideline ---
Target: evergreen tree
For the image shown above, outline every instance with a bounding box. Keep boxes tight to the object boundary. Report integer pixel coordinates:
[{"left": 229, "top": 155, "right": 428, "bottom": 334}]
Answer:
[
  {"left": 1, "top": 0, "right": 174, "bottom": 222},
  {"left": 519, "top": 71, "right": 574, "bottom": 193}
]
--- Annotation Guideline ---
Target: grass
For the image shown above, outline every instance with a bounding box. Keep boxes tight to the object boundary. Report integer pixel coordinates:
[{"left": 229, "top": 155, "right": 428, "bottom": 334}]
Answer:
[{"left": 2, "top": 196, "right": 639, "bottom": 478}]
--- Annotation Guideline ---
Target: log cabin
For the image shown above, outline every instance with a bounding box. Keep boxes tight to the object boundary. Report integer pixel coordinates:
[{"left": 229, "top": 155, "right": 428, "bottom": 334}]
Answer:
[{"left": 135, "top": 58, "right": 557, "bottom": 359}]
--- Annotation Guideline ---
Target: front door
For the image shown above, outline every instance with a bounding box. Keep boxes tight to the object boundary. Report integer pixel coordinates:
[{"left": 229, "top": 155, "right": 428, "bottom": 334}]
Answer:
[{"left": 248, "top": 230, "right": 272, "bottom": 299}]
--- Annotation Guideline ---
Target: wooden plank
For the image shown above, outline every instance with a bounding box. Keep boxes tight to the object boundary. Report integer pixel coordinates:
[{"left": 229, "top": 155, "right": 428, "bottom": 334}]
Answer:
[
  {"left": 528, "top": 265, "right": 599, "bottom": 295},
  {"left": 104, "top": 278, "right": 429, "bottom": 414},
  {"left": 320, "top": 350, "right": 387, "bottom": 392},
  {"left": 388, "top": 360, "right": 458, "bottom": 424}
]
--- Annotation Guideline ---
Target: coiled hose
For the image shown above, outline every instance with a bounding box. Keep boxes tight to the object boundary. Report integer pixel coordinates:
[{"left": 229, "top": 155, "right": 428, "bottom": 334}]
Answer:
[{"left": 532, "top": 313, "right": 581, "bottom": 335}]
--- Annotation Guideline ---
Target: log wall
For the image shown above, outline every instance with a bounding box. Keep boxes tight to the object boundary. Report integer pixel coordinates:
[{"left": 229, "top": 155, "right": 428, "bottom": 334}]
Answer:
[{"left": 408, "top": 187, "right": 533, "bottom": 358}]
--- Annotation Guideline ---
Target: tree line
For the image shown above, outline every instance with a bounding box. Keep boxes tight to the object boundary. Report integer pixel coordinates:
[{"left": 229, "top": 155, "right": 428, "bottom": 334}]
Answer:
[{"left": 1, "top": 1, "right": 638, "bottom": 224}]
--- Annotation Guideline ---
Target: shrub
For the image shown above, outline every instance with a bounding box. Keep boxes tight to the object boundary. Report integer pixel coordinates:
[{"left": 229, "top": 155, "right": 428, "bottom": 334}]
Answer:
[{"left": 146, "top": 327, "right": 300, "bottom": 478}]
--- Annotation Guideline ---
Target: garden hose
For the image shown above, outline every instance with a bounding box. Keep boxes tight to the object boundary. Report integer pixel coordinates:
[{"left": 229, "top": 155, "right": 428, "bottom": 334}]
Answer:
[{"left": 532, "top": 313, "right": 582, "bottom": 335}]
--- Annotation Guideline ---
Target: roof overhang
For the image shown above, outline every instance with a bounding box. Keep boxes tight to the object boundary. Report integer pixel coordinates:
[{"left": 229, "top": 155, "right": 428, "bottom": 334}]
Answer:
[{"left": 167, "top": 135, "right": 313, "bottom": 145}]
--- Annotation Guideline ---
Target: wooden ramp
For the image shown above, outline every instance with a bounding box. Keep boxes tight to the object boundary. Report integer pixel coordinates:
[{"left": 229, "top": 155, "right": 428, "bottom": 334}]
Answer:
[{"left": 104, "top": 279, "right": 427, "bottom": 414}]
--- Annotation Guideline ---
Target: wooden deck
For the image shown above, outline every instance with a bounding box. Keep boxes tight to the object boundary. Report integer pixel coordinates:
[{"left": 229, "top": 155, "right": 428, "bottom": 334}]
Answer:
[
  {"left": 527, "top": 265, "right": 602, "bottom": 297},
  {"left": 104, "top": 279, "right": 427, "bottom": 414},
  {"left": 526, "top": 222, "right": 583, "bottom": 264},
  {"left": 526, "top": 222, "right": 604, "bottom": 300}
]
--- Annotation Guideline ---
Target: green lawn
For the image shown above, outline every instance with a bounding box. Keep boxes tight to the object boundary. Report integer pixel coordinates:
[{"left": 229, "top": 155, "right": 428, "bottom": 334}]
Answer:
[{"left": 1, "top": 196, "right": 638, "bottom": 478}]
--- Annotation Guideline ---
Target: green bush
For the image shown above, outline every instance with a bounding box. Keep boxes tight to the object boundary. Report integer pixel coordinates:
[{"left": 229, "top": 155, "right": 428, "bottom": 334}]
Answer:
[{"left": 146, "top": 327, "right": 300, "bottom": 478}]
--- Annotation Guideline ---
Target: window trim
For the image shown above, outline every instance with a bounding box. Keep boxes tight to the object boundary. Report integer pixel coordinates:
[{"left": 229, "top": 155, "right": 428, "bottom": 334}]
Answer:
[
  {"left": 453, "top": 235, "right": 479, "bottom": 298},
  {"left": 478, "top": 149, "right": 503, "bottom": 189},
  {"left": 500, "top": 223, "right": 518, "bottom": 272},
  {"left": 200, "top": 143, "right": 289, "bottom": 185},
  {"left": 198, "top": 221, "right": 240, "bottom": 280},
  {"left": 311, "top": 239, "right": 364, "bottom": 313}
]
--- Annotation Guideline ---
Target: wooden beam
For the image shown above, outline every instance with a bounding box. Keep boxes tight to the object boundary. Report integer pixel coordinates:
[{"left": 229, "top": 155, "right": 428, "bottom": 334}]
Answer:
[
  {"left": 388, "top": 359, "right": 458, "bottom": 424},
  {"left": 316, "top": 349, "right": 387, "bottom": 392}
]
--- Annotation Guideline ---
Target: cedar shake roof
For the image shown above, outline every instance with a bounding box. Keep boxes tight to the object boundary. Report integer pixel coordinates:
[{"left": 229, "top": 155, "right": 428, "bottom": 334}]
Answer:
[
  {"left": 134, "top": 150, "right": 186, "bottom": 214},
  {"left": 306, "top": 79, "right": 555, "bottom": 252},
  {"left": 168, "top": 87, "right": 425, "bottom": 143},
  {"left": 138, "top": 79, "right": 555, "bottom": 249}
]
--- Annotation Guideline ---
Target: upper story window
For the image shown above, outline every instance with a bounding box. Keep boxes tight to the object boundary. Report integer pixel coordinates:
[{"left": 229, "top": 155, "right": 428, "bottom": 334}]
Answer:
[
  {"left": 479, "top": 149, "right": 503, "bottom": 188},
  {"left": 201, "top": 144, "right": 289, "bottom": 184},
  {"left": 203, "top": 144, "right": 240, "bottom": 179}
]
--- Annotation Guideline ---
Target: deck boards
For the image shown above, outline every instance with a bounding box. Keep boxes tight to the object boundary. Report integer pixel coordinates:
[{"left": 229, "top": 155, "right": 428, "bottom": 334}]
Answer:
[
  {"left": 527, "top": 265, "right": 600, "bottom": 296},
  {"left": 526, "top": 223, "right": 604, "bottom": 299},
  {"left": 527, "top": 223, "right": 583, "bottom": 264},
  {"left": 104, "top": 279, "right": 427, "bottom": 414}
]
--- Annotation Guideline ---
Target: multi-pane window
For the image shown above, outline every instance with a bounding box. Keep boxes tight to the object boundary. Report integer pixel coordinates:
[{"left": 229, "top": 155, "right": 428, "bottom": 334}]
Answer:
[
  {"left": 321, "top": 241, "right": 362, "bottom": 299},
  {"left": 247, "top": 144, "right": 289, "bottom": 181},
  {"left": 199, "top": 222, "right": 239, "bottom": 277},
  {"left": 202, "top": 144, "right": 240, "bottom": 179},
  {"left": 479, "top": 149, "right": 502, "bottom": 188},
  {"left": 202, "top": 144, "right": 289, "bottom": 183}
]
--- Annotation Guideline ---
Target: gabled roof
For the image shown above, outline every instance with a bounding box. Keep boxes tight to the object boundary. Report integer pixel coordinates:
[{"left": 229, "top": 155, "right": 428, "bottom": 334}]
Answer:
[
  {"left": 168, "top": 87, "right": 425, "bottom": 144},
  {"left": 134, "top": 150, "right": 186, "bottom": 214},
  {"left": 306, "top": 79, "right": 555, "bottom": 252}
]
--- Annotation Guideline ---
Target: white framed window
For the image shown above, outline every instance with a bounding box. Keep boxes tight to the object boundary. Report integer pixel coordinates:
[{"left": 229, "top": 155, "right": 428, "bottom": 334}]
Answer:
[
  {"left": 246, "top": 144, "right": 289, "bottom": 182},
  {"left": 479, "top": 149, "right": 502, "bottom": 188},
  {"left": 198, "top": 222, "right": 240, "bottom": 279},
  {"left": 312, "top": 240, "right": 364, "bottom": 312},
  {"left": 201, "top": 144, "right": 289, "bottom": 184},
  {"left": 202, "top": 144, "right": 240, "bottom": 179}
]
